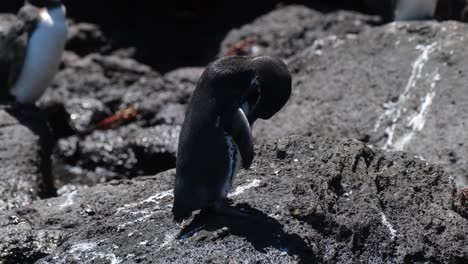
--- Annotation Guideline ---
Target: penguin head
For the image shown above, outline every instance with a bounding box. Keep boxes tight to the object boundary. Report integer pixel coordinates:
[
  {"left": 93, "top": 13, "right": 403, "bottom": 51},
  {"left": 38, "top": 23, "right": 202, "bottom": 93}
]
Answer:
[
  {"left": 199, "top": 55, "right": 291, "bottom": 169},
  {"left": 208, "top": 55, "right": 291, "bottom": 125},
  {"left": 248, "top": 56, "right": 291, "bottom": 123},
  {"left": 27, "top": 0, "right": 62, "bottom": 8}
]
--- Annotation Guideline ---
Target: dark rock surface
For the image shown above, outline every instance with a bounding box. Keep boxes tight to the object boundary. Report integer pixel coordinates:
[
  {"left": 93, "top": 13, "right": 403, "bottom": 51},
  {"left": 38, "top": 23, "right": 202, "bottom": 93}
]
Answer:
[
  {"left": 66, "top": 22, "right": 110, "bottom": 56},
  {"left": 0, "top": 109, "right": 52, "bottom": 211},
  {"left": 219, "top": 6, "right": 381, "bottom": 60},
  {"left": 40, "top": 52, "right": 202, "bottom": 186},
  {"left": 53, "top": 124, "right": 180, "bottom": 187},
  {"left": 1, "top": 3, "right": 468, "bottom": 263},
  {"left": 252, "top": 20, "right": 468, "bottom": 186},
  {"left": 0, "top": 136, "right": 466, "bottom": 263}
]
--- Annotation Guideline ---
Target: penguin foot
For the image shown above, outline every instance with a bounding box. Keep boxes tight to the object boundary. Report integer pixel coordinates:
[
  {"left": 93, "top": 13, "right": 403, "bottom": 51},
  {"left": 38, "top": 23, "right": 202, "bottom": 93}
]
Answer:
[{"left": 212, "top": 203, "right": 249, "bottom": 220}]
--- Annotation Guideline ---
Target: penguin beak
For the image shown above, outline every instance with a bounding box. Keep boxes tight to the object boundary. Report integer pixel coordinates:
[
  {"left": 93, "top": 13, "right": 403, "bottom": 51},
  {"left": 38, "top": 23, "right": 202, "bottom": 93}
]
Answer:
[{"left": 229, "top": 108, "right": 254, "bottom": 169}]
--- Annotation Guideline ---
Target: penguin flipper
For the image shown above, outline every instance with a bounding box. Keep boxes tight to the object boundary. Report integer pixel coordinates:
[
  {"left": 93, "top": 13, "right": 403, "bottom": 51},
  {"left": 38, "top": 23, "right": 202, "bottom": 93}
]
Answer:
[{"left": 227, "top": 108, "right": 254, "bottom": 169}]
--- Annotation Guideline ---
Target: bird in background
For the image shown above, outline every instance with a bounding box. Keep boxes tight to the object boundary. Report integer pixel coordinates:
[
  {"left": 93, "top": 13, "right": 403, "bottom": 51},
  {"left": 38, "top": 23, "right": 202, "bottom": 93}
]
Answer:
[
  {"left": 7, "top": 0, "right": 67, "bottom": 107},
  {"left": 393, "top": 0, "right": 438, "bottom": 21}
]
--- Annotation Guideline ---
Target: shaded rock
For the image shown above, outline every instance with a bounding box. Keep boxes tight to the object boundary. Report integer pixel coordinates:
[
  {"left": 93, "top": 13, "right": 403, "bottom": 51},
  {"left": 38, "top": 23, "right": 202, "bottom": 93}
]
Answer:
[
  {"left": 0, "top": 208, "right": 64, "bottom": 264},
  {"left": 66, "top": 21, "right": 110, "bottom": 56},
  {"left": 41, "top": 53, "right": 201, "bottom": 188},
  {"left": 0, "top": 108, "right": 52, "bottom": 210},
  {"left": 131, "top": 125, "right": 180, "bottom": 172},
  {"left": 153, "top": 103, "right": 186, "bottom": 126},
  {"left": 120, "top": 67, "right": 203, "bottom": 126},
  {"left": 0, "top": 135, "right": 466, "bottom": 263},
  {"left": 41, "top": 55, "right": 201, "bottom": 130},
  {"left": 40, "top": 52, "right": 158, "bottom": 106},
  {"left": 53, "top": 124, "right": 180, "bottom": 187},
  {"left": 219, "top": 5, "right": 381, "bottom": 59},
  {"left": 253, "top": 21, "right": 468, "bottom": 186},
  {"left": 63, "top": 98, "right": 110, "bottom": 133},
  {"left": 38, "top": 52, "right": 160, "bottom": 135}
]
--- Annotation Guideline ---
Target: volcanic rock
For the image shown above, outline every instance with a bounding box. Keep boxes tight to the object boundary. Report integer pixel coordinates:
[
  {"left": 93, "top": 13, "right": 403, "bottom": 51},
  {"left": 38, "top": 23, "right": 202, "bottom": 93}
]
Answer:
[
  {"left": 0, "top": 108, "right": 53, "bottom": 211},
  {"left": 219, "top": 5, "right": 381, "bottom": 60},
  {"left": 66, "top": 22, "right": 110, "bottom": 56},
  {"left": 46, "top": 61, "right": 202, "bottom": 186},
  {"left": 252, "top": 21, "right": 468, "bottom": 185},
  {"left": 0, "top": 135, "right": 466, "bottom": 263}
]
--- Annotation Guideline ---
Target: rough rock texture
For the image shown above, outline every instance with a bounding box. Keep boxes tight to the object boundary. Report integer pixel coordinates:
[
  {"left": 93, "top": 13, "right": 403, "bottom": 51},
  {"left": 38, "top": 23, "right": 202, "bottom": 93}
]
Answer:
[
  {"left": 66, "top": 22, "right": 110, "bottom": 56},
  {"left": 0, "top": 109, "right": 52, "bottom": 210},
  {"left": 53, "top": 124, "right": 180, "bottom": 187},
  {"left": 40, "top": 52, "right": 202, "bottom": 186},
  {"left": 252, "top": 21, "right": 468, "bottom": 186},
  {"left": 0, "top": 136, "right": 466, "bottom": 263},
  {"left": 219, "top": 6, "right": 381, "bottom": 60}
]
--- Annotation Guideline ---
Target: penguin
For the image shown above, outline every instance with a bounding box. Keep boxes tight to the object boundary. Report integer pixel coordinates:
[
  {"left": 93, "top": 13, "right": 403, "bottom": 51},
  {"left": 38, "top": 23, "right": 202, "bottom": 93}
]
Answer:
[
  {"left": 9, "top": 0, "right": 67, "bottom": 105},
  {"left": 172, "top": 56, "right": 291, "bottom": 223},
  {"left": 393, "top": 0, "right": 438, "bottom": 21}
]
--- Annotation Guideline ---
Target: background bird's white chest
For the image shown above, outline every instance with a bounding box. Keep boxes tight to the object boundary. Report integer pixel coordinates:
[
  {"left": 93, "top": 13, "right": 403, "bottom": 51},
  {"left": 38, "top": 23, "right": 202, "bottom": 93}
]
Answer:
[
  {"left": 394, "top": 0, "right": 438, "bottom": 20},
  {"left": 11, "top": 6, "right": 68, "bottom": 104}
]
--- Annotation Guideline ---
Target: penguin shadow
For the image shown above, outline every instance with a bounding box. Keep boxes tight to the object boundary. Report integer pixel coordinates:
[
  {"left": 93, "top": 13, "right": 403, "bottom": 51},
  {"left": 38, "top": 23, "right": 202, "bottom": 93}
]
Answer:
[
  {"left": 6, "top": 105, "right": 56, "bottom": 198},
  {"left": 177, "top": 202, "right": 316, "bottom": 263}
]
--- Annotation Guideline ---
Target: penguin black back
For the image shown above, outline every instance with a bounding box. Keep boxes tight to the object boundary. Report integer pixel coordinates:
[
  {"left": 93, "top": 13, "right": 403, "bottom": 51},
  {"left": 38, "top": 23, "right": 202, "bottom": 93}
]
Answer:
[{"left": 172, "top": 56, "right": 291, "bottom": 223}]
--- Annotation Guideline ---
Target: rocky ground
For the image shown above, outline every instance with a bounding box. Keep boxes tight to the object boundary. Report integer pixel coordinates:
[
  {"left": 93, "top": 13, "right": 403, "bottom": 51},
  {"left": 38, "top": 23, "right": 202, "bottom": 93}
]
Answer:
[
  {"left": 3, "top": 136, "right": 468, "bottom": 263},
  {"left": 0, "top": 2, "right": 468, "bottom": 264}
]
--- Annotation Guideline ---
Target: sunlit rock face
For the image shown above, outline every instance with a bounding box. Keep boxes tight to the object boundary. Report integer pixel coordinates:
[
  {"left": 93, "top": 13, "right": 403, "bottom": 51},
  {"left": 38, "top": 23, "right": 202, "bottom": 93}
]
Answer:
[{"left": 249, "top": 18, "right": 468, "bottom": 186}]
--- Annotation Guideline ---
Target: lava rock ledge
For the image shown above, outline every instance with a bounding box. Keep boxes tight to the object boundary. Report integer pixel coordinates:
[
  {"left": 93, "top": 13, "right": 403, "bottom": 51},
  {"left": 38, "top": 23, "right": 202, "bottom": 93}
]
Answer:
[{"left": 0, "top": 135, "right": 466, "bottom": 263}]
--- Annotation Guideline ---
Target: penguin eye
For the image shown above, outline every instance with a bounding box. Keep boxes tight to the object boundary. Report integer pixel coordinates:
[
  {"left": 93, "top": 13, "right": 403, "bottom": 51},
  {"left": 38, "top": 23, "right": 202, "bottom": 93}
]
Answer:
[{"left": 249, "top": 78, "right": 258, "bottom": 90}]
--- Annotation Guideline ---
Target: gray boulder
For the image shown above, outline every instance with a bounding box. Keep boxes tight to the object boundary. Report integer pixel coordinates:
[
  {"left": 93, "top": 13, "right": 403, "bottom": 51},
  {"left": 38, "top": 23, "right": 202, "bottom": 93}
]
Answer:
[
  {"left": 66, "top": 21, "right": 110, "bottom": 56},
  {"left": 54, "top": 124, "right": 180, "bottom": 187},
  {"left": 0, "top": 135, "right": 466, "bottom": 263},
  {"left": 219, "top": 5, "right": 380, "bottom": 59},
  {"left": 0, "top": 109, "right": 52, "bottom": 210},
  {"left": 252, "top": 21, "right": 468, "bottom": 186},
  {"left": 46, "top": 62, "right": 202, "bottom": 187}
]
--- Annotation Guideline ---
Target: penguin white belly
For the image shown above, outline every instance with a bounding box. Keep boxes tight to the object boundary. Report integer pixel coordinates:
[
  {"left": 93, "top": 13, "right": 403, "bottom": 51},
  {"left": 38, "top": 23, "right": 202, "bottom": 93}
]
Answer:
[
  {"left": 11, "top": 6, "right": 67, "bottom": 104},
  {"left": 394, "top": 0, "right": 438, "bottom": 20},
  {"left": 220, "top": 134, "right": 243, "bottom": 199}
]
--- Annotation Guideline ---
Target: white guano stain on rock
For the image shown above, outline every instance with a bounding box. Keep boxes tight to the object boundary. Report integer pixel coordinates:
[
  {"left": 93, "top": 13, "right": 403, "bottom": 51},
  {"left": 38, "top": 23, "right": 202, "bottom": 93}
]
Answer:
[
  {"left": 54, "top": 241, "right": 122, "bottom": 264},
  {"left": 374, "top": 42, "right": 440, "bottom": 151},
  {"left": 380, "top": 212, "right": 397, "bottom": 240},
  {"left": 228, "top": 179, "right": 261, "bottom": 197},
  {"left": 392, "top": 71, "right": 439, "bottom": 150},
  {"left": 59, "top": 190, "right": 78, "bottom": 208},
  {"left": 157, "top": 231, "right": 178, "bottom": 252},
  {"left": 115, "top": 189, "right": 173, "bottom": 229},
  {"left": 116, "top": 190, "right": 173, "bottom": 214}
]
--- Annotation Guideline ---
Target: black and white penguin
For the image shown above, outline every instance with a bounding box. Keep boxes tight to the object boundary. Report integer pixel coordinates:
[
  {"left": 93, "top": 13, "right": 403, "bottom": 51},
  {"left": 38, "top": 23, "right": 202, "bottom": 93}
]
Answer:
[
  {"left": 9, "top": 0, "right": 67, "bottom": 105},
  {"left": 393, "top": 0, "right": 438, "bottom": 21},
  {"left": 172, "top": 56, "right": 291, "bottom": 223}
]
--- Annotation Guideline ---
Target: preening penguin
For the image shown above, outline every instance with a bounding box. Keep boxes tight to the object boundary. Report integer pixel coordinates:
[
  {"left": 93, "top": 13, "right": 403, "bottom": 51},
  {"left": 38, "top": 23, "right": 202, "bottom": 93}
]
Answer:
[
  {"left": 9, "top": 0, "right": 67, "bottom": 105},
  {"left": 172, "top": 56, "right": 291, "bottom": 223},
  {"left": 393, "top": 0, "right": 438, "bottom": 21}
]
